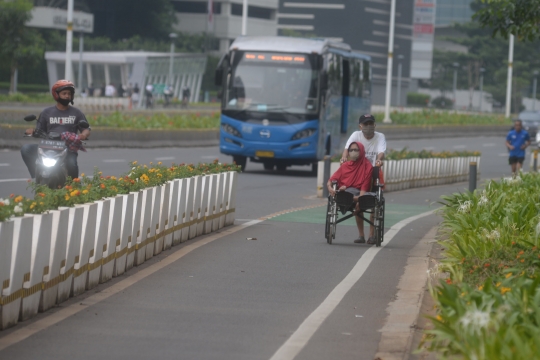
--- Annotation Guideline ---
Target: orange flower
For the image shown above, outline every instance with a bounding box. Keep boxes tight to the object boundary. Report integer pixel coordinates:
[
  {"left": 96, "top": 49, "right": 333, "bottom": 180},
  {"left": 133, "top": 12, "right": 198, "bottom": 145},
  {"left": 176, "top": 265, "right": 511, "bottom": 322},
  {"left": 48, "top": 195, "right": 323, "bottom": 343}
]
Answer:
[
  {"left": 73, "top": 178, "right": 80, "bottom": 183},
  {"left": 445, "top": 278, "right": 452, "bottom": 284},
  {"left": 484, "top": 263, "right": 490, "bottom": 268},
  {"left": 38, "top": 192, "right": 45, "bottom": 197},
  {"left": 10, "top": 194, "right": 14, "bottom": 198},
  {"left": 100, "top": 183, "right": 106, "bottom": 189},
  {"left": 14, "top": 195, "right": 23, "bottom": 203},
  {"left": 65, "top": 185, "right": 72, "bottom": 190},
  {"left": 82, "top": 190, "right": 89, "bottom": 195}
]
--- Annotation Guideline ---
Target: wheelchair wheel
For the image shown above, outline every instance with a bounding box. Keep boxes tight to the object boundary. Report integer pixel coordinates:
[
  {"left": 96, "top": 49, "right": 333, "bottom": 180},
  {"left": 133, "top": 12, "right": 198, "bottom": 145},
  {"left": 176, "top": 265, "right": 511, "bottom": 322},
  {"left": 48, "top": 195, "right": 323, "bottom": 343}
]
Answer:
[
  {"left": 325, "top": 198, "right": 337, "bottom": 244},
  {"left": 380, "top": 199, "right": 385, "bottom": 243}
]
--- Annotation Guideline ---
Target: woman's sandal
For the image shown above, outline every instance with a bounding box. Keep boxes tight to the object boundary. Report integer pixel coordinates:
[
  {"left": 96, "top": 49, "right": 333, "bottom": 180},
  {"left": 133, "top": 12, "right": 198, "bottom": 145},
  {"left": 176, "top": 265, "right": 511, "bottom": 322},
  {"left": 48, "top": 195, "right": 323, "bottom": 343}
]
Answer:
[
  {"left": 367, "top": 236, "right": 376, "bottom": 245},
  {"left": 353, "top": 236, "right": 366, "bottom": 244}
]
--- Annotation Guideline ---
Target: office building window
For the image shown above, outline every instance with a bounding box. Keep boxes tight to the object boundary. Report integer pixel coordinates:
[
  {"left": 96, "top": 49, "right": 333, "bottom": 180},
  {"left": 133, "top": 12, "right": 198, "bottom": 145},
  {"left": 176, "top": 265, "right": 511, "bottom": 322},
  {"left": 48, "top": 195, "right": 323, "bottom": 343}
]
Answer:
[
  {"left": 172, "top": 1, "right": 221, "bottom": 14},
  {"left": 231, "top": 3, "right": 274, "bottom": 20}
]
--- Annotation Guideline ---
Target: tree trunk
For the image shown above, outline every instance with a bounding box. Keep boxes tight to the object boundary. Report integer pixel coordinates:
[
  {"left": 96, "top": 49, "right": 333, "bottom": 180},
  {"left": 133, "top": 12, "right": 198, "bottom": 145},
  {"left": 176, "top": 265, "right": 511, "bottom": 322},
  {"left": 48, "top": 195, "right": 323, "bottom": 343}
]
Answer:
[{"left": 9, "top": 60, "right": 18, "bottom": 94}]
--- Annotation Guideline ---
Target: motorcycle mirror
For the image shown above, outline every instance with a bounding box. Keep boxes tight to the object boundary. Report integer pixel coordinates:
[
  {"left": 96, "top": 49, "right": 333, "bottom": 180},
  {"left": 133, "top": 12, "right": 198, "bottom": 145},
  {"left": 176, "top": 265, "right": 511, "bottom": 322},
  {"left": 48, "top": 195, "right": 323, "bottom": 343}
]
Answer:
[
  {"left": 24, "top": 115, "right": 37, "bottom": 121},
  {"left": 78, "top": 120, "right": 90, "bottom": 129}
]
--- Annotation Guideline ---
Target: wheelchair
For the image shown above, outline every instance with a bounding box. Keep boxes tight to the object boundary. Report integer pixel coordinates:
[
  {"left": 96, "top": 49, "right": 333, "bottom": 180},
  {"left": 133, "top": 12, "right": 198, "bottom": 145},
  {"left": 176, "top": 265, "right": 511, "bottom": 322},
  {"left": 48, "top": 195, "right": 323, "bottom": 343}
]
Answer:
[{"left": 325, "top": 167, "right": 385, "bottom": 246}]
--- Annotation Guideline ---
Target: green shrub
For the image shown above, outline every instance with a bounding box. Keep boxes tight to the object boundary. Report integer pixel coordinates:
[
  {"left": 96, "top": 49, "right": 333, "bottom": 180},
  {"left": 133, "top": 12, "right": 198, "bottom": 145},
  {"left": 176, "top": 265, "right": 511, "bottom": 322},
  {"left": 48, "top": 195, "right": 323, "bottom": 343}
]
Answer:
[
  {"left": 407, "top": 92, "right": 430, "bottom": 107},
  {"left": 88, "top": 111, "right": 220, "bottom": 129},
  {"left": 431, "top": 96, "right": 454, "bottom": 109}
]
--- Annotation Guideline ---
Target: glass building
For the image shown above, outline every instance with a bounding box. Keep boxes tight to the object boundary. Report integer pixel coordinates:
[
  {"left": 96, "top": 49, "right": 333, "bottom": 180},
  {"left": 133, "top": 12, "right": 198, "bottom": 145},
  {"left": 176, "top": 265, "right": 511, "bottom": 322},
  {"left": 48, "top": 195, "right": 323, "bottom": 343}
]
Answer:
[{"left": 436, "top": 0, "right": 474, "bottom": 26}]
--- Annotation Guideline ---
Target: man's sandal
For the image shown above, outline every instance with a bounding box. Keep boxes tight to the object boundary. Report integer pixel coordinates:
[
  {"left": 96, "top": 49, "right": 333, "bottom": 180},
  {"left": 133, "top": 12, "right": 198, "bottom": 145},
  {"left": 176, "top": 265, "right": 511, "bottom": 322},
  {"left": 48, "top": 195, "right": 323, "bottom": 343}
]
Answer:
[{"left": 354, "top": 236, "right": 366, "bottom": 244}]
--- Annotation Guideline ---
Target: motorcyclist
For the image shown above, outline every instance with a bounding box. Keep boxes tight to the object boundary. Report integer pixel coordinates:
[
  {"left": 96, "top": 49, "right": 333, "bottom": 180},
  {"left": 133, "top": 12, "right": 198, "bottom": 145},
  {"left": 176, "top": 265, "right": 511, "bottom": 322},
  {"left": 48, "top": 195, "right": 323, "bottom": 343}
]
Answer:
[{"left": 21, "top": 80, "right": 91, "bottom": 180}]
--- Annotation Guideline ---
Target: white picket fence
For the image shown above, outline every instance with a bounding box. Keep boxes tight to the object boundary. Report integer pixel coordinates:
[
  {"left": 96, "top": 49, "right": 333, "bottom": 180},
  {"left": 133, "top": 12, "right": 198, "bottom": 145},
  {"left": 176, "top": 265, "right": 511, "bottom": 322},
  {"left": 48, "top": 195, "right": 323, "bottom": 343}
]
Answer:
[
  {"left": 0, "top": 171, "right": 238, "bottom": 330},
  {"left": 74, "top": 97, "right": 131, "bottom": 111},
  {"left": 317, "top": 157, "right": 481, "bottom": 197}
]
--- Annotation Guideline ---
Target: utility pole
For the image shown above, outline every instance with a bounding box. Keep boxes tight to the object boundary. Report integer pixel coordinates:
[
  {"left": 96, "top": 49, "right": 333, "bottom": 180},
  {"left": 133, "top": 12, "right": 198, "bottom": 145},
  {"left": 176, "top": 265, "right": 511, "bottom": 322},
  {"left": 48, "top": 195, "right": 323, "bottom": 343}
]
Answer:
[
  {"left": 505, "top": 34, "right": 514, "bottom": 118},
  {"left": 242, "top": 0, "right": 248, "bottom": 35},
  {"left": 65, "top": 0, "right": 74, "bottom": 80},
  {"left": 78, "top": 33, "right": 84, "bottom": 92},
  {"left": 533, "top": 70, "right": 538, "bottom": 111},
  {"left": 452, "top": 62, "right": 459, "bottom": 110},
  {"left": 396, "top": 54, "right": 404, "bottom": 107},
  {"left": 383, "top": 0, "right": 396, "bottom": 123},
  {"left": 169, "top": 33, "right": 178, "bottom": 85}
]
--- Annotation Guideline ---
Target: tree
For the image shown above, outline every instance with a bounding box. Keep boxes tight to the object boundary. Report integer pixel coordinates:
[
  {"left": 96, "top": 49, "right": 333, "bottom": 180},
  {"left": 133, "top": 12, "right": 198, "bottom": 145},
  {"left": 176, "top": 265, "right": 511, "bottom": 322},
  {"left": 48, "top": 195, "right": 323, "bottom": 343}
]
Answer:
[
  {"left": 474, "top": 0, "right": 540, "bottom": 41},
  {"left": 0, "top": 0, "right": 45, "bottom": 93}
]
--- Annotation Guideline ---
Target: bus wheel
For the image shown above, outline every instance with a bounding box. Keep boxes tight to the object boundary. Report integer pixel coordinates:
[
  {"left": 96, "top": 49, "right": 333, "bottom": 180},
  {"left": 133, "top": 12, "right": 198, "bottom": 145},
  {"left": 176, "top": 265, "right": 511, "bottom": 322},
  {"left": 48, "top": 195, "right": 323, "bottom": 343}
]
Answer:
[
  {"left": 276, "top": 164, "right": 287, "bottom": 171},
  {"left": 233, "top": 155, "right": 247, "bottom": 171},
  {"left": 263, "top": 162, "right": 275, "bottom": 170}
]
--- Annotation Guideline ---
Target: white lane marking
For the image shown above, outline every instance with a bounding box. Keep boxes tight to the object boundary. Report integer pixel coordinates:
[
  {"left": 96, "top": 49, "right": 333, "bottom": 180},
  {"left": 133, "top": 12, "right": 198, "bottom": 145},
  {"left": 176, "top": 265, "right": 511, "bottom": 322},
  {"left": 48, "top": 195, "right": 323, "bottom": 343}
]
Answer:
[
  {"left": 201, "top": 155, "right": 220, "bottom": 159},
  {"left": 102, "top": 159, "right": 126, "bottom": 163},
  {"left": 423, "top": 147, "right": 434, "bottom": 150},
  {"left": 155, "top": 156, "right": 175, "bottom": 161},
  {"left": 0, "top": 178, "right": 30, "bottom": 183},
  {"left": 453, "top": 145, "right": 466, "bottom": 149},
  {"left": 0, "top": 163, "right": 10, "bottom": 166},
  {"left": 0, "top": 219, "right": 263, "bottom": 351},
  {"left": 482, "top": 143, "right": 496, "bottom": 147},
  {"left": 268, "top": 209, "right": 435, "bottom": 360}
]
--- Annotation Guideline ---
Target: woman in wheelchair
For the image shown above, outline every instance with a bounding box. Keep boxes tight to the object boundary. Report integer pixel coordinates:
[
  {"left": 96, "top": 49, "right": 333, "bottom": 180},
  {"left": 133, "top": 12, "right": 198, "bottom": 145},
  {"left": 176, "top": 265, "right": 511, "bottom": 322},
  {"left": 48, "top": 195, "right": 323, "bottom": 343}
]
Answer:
[{"left": 326, "top": 142, "right": 383, "bottom": 245}]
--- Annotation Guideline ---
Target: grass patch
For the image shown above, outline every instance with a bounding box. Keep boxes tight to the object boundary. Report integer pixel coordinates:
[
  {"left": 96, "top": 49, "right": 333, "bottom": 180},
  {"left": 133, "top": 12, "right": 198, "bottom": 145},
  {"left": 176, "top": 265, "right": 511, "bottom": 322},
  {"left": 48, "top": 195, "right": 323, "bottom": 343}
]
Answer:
[
  {"left": 88, "top": 111, "right": 220, "bottom": 129},
  {"left": 373, "top": 110, "right": 510, "bottom": 126}
]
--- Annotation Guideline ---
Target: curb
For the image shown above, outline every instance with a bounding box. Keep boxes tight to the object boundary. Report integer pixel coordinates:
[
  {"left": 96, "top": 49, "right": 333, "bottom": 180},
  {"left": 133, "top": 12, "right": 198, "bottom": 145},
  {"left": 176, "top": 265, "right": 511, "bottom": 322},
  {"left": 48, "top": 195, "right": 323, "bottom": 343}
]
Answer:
[{"left": 0, "top": 124, "right": 509, "bottom": 149}]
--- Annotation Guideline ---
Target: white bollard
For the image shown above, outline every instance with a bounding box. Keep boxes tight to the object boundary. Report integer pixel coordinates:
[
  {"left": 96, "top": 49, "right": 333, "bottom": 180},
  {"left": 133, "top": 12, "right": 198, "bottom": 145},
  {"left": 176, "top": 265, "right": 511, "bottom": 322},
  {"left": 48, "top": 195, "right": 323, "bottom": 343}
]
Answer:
[
  {"left": 188, "top": 176, "right": 200, "bottom": 239},
  {"left": 162, "top": 181, "right": 174, "bottom": 251},
  {"left": 147, "top": 185, "right": 165, "bottom": 256},
  {"left": 166, "top": 180, "right": 179, "bottom": 248},
  {"left": 225, "top": 172, "right": 238, "bottom": 226},
  {"left": 126, "top": 191, "right": 143, "bottom": 272},
  {"left": 41, "top": 207, "right": 69, "bottom": 312},
  {"left": 204, "top": 175, "right": 216, "bottom": 234},
  {"left": 21, "top": 213, "right": 53, "bottom": 321},
  {"left": 114, "top": 193, "right": 134, "bottom": 277},
  {"left": 175, "top": 179, "right": 188, "bottom": 245},
  {"left": 135, "top": 187, "right": 154, "bottom": 266},
  {"left": 73, "top": 203, "right": 97, "bottom": 297},
  {"left": 213, "top": 174, "right": 224, "bottom": 231},
  {"left": 57, "top": 206, "right": 83, "bottom": 304},
  {"left": 0, "top": 219, "right": 15, "bottom": 330},
  {"left": 218, "top": 173, "right": 229, "bottom": 229},
  {"left": 0, "top": 216, "right": 33, "bottom": 329},
  {"left": 87, "top": 199, "right": 110, "bottom": 290},
  {"left": 197, "top": 175, "right": 208, "bottom": 236},
  {"left": 102, "top": 196, "right": 123, "bottom": 283}
]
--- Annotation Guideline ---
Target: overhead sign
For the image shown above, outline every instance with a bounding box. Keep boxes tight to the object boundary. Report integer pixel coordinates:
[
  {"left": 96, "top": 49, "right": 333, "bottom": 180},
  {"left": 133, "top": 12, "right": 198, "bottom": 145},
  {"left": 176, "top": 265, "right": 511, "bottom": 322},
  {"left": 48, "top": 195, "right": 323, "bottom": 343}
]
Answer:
[{"left": 26, "top": 6, "right": 94, "bottom": 33}]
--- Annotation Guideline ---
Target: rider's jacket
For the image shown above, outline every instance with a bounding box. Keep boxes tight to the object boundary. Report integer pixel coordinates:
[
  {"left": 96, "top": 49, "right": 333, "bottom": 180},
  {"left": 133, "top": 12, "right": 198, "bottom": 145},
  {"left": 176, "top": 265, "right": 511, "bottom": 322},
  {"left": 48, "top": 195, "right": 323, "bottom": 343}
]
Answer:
[{"left": 35, "top": 105, "right": 89, "bottom": 135}]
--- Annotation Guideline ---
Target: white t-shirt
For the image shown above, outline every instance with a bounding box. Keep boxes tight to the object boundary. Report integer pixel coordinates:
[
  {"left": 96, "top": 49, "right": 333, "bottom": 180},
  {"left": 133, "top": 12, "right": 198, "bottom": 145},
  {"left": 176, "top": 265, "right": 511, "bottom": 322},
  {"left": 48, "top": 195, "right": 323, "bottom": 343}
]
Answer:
[{"left": 345, "top": 131, "right": 386, "bottom": 166}]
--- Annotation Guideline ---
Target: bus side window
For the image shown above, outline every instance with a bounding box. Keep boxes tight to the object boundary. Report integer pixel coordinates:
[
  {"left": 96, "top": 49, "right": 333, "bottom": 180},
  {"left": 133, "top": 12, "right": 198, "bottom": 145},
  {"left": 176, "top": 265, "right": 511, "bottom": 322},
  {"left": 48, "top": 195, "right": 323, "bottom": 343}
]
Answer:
[{"left": 362, "top": 60, "right": 371, "bottom": 97}]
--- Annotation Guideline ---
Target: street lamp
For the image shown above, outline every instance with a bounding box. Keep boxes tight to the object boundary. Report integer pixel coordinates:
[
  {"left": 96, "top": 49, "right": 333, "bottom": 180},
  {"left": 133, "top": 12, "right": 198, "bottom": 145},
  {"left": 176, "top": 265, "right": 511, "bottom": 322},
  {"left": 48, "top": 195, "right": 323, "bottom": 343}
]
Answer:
[
  {"left": 168, "top": 33, "right": 178, "bottom": 86},
  {"left": 396, "top": 54, "right": 404, "bottom": 106},
  {"left": 533, "top": 70, "right": 539, "bottom": 111},
  {"left": 242, "top": 0, "right": 248, "bottom": 35},
  {"left": 452, "top": 62, "right": 459, "bottom": 110},
  {"left": 479, "top": 67, "right": 485, "bottom": 112}
]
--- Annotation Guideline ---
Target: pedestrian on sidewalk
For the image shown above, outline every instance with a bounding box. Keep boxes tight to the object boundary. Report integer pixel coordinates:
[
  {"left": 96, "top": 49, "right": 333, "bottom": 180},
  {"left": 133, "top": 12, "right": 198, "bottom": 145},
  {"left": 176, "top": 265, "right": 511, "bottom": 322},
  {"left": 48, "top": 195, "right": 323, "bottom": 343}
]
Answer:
[{"left": 506, "top": 119, "right": 531, "bottom": 174}]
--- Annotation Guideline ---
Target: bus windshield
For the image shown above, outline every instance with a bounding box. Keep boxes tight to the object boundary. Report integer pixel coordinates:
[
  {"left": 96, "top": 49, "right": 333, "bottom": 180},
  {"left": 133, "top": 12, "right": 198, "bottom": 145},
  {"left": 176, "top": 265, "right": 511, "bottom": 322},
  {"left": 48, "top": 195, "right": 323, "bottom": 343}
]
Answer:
[{"left": 225, "top": 51, "right": 319, "bottom": 116}]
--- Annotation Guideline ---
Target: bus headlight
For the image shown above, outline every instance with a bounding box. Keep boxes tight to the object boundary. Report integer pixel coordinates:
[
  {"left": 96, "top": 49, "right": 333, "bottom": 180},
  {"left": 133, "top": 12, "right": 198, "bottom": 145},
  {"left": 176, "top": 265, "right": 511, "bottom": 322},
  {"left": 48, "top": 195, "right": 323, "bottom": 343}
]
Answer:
[
  {"left": 292, "top": 128, "right": 316, "bottom": 140},
  {"left": 221, "top": 123, "right": 242, "bottom": 138}
]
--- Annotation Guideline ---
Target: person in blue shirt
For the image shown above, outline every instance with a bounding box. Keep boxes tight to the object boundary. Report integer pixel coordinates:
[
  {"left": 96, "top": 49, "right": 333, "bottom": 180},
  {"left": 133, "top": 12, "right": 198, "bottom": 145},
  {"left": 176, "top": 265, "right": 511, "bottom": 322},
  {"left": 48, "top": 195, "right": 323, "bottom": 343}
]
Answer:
[{"left": 506, "top": 119, "right": 531, "bottom": 174}]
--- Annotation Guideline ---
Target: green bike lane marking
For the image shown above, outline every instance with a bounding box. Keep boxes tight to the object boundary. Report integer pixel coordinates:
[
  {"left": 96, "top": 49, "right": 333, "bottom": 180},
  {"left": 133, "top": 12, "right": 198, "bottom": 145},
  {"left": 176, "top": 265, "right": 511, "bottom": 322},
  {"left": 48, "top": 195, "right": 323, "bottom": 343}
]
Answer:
[{"left": 267, "top": 203, "right": 438, "bottom": 228}]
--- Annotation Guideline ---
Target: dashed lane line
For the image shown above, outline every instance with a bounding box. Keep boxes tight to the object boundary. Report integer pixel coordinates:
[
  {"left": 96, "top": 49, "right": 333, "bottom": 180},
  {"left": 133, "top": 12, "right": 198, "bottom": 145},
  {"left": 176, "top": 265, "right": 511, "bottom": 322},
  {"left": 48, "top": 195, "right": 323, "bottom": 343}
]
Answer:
[
  {"left": 0, "top": 163, "right": 10, "bottom": 166},
  {"left": 102, "top": 159, "right": 126, "bottom": 163},
  {"left": 155, "top": 156, "right": 175, "bottom": 161}
]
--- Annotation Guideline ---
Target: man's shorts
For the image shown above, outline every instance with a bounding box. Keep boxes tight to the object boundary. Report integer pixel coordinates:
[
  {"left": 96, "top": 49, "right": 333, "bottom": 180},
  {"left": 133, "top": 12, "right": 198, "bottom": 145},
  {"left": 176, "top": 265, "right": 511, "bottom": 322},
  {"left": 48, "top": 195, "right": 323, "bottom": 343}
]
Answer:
[{"left": 509, "top": 156, "right": 525, "bottom": 165}]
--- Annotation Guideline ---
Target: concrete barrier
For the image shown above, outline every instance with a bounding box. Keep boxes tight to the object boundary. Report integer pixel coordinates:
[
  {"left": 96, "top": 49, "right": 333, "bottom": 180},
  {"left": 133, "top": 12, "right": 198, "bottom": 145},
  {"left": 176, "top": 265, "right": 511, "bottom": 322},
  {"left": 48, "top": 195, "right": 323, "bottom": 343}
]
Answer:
[{"left": 0, "top": 171, "right": 238, "bottom": 330}]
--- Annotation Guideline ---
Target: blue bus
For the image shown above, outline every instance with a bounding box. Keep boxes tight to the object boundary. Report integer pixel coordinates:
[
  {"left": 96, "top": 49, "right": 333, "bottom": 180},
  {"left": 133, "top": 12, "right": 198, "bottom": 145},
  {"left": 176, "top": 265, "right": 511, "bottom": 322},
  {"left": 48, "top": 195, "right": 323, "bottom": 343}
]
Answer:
[{"left": 215, "top": 36, "right": 372, "bottom": 172}]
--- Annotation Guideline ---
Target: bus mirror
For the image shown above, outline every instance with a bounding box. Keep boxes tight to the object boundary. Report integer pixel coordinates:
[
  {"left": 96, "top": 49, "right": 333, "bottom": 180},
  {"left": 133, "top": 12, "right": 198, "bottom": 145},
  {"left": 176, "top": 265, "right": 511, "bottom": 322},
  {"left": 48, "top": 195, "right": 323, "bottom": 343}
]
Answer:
[
  {"left": 320, "top": 72, "right": 328, "bottom": 93},
  {"left": 215, "top": 68, "right": 223, "bottom": 87}
]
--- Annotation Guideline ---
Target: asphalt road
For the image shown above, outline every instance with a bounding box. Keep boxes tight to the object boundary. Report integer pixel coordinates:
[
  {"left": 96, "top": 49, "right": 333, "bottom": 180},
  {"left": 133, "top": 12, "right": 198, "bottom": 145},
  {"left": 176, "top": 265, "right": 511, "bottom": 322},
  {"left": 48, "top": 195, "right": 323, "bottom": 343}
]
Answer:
[{"left": 0, "top": 136, "right": 530, "bottom": 359}]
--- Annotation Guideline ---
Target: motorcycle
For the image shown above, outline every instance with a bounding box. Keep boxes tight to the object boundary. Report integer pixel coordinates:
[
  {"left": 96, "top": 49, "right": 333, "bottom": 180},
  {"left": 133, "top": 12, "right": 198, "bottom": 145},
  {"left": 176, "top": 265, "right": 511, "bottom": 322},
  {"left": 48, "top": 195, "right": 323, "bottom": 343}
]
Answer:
[{"left": 23, "top": 114, "right": 89, "bottom": 189}]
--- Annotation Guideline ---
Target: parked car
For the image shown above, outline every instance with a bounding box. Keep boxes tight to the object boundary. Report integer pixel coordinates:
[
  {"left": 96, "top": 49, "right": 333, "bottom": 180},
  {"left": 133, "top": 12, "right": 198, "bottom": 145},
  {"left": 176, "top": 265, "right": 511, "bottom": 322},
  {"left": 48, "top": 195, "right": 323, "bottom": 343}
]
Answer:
[{"left": 517, "top": 111, "right": 540, "bottom": 138}]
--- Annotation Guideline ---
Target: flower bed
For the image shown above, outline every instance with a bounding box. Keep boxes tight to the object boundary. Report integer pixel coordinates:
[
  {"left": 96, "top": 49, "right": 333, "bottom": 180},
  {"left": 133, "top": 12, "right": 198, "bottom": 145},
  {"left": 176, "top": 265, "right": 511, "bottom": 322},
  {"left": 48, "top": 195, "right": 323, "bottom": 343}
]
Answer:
[
  {"left": 421, "top": 173, "right": 540, "bottom": 359},
  {"left": 0, "top": 160, "right": 240, "bottom": 330},
  {"left": 89, "top": 112, "right": 220, "bottom": 129},
  {"left": 331, "top": 148, "right": 481, "bottom": 162},
  {"left": 0, "top": 160, "right": 239, "bottom": 222},
  {"left": 373, "top": 110, "right": 508, "bottom": 126}
]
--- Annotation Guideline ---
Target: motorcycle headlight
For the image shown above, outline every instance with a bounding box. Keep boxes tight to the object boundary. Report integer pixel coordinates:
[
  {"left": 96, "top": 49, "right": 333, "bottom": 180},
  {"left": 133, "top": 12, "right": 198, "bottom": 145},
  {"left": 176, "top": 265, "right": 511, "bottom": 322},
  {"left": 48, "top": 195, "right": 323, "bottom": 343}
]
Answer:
[
  {"left": 292, "top": 128, "right": 316, "bottom": 140},
  {"left": 42, "top": 157, "right": 58, "bottom": 167}
]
